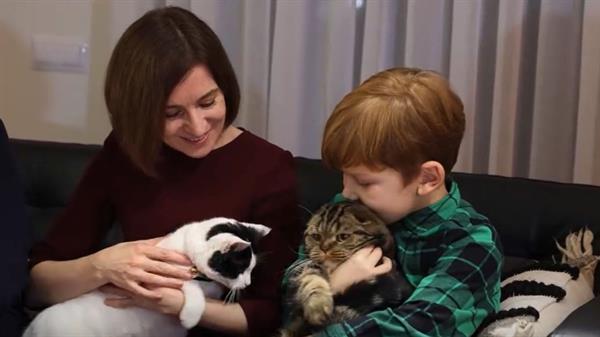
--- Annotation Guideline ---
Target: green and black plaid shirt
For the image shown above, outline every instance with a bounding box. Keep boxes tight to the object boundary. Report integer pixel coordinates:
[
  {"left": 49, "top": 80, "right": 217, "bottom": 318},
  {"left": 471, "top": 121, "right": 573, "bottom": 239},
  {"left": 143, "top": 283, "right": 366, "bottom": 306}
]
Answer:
[{"left": 284, "top": 181, "right": 503, "bottom": 337}]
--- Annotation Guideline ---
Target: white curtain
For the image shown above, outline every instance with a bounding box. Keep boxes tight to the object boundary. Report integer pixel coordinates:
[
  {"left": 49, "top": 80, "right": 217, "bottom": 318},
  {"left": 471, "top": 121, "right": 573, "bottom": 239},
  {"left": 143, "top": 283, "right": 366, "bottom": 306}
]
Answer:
[{"left": 160, "top": 0, "right": 600, "bottom": 186}]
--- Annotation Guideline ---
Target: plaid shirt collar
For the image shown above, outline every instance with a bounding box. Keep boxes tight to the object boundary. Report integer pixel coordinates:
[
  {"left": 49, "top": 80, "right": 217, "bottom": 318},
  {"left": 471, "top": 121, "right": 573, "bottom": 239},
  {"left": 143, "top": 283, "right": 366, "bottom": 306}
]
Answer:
[{"left": 393, "top": 179, "right": 460, "bottom": 233}]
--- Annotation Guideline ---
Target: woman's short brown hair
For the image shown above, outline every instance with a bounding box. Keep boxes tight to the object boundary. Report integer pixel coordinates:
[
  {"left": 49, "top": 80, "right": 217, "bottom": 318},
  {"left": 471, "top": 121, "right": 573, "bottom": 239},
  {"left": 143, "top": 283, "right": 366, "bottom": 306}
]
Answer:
[
  {"left": 105, "top": 6, "right": 240, "bottom": 176},
  {"left": 322, "top": 67, "right": 465, "bottom": 181}
]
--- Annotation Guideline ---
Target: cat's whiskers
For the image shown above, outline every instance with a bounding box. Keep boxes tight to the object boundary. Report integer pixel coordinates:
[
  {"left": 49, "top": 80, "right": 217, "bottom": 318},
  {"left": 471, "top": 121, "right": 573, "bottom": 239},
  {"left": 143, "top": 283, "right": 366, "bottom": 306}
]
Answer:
[
  {"left": 286, "top": 246, "right": 304, "bottom": 256},
  {"left": 223, "top": 288, "right": 241, "bottom": 305},
  {"left": 286, "top": 258, "right": 313, "bottom": 277},
  {"left": 224, "top": 289, "right": 232, "bottom": 304},
  {"left": 288, "top": 257, "right": 311, "bottom": 270},
  {"left": 298, "top": 204, "right": 314, "bottom": 216},
  {"left": 329, "top": 251, "right": 348, "bottom": 258}
]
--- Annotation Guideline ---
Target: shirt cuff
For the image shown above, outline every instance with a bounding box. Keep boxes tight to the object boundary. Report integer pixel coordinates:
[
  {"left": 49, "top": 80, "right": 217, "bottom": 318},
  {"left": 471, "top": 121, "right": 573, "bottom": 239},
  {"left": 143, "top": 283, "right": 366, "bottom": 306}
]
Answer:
[{"left": 319, "top": 323, "right": 348, "bottom": 337}]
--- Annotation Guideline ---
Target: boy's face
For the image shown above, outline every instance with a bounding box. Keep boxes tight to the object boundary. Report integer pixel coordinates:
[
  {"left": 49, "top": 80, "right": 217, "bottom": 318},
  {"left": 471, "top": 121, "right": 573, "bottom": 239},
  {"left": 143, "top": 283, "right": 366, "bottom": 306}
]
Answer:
[{"left": 342, "top": 165, "right": 421, "bottom": 224}]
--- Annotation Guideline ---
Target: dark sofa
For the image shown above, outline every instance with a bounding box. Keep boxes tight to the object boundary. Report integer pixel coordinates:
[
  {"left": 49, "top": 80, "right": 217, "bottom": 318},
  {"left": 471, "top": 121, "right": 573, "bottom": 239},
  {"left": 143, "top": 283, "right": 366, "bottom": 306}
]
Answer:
[{"left": 7, "top": 136, "right": 600, "bottom": 336}]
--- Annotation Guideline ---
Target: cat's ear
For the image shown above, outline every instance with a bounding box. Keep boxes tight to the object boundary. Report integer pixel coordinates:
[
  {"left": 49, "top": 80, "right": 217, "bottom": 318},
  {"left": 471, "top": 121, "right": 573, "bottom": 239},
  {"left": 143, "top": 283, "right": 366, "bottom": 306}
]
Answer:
[
  {"left": 221, "top": 236, "right": 251, "bottom": 252},
  {"left": 229, "top": 240, "right": 251, "bottom": 252},
  {"left": 239, "top": 222, "right": 271, "bottom": 238}
]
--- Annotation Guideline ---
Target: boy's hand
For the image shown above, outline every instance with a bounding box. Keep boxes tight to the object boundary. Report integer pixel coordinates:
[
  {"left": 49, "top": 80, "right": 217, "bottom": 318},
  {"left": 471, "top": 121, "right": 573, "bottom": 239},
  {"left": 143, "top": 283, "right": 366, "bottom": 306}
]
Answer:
[{"left": 329, "top": 246, "right": 392, "bottom": 294}]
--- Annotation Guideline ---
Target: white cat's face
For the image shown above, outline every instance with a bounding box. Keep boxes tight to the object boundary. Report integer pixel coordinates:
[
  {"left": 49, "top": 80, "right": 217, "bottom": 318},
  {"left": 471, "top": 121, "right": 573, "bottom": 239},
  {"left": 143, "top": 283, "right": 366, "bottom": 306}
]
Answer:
[{"left": 184, "top": 218, "right": 270, "bottom": 290}]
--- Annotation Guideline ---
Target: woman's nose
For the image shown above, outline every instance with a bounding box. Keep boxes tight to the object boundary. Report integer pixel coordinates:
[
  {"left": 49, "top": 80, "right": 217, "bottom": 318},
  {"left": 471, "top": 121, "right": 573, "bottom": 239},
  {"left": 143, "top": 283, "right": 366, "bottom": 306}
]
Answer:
[{"left": 186, "top": 109, "right": 208, "bottom": 135}]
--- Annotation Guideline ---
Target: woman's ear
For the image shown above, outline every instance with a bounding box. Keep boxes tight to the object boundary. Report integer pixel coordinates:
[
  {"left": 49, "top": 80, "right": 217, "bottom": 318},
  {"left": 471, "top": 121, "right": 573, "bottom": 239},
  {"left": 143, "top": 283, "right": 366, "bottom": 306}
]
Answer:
[{"left": 416, "top": 161, "right": 445, "bottom": 196}]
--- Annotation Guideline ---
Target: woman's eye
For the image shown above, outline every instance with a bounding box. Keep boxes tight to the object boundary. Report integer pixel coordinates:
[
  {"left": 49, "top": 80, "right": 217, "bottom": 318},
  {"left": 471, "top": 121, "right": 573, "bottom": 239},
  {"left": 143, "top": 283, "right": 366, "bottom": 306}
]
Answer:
[
  {"left": 199, "top": 99, "right": 216, "bottom": 109},
  {"left": 336, "top": 234, "right": 350, "bottom": 241},
  {"left": 165, "top": 109, "right": 181, "bottom": 118},
  {"left": 310, "top": 233, "right": 321, "bottom": 241}
]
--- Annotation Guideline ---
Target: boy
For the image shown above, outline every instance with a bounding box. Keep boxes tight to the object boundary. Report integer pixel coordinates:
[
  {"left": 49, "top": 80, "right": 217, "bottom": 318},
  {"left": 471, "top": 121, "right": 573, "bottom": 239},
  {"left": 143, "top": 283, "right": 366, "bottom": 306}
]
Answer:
[{"left": 289, "top": 68, "right": 502, "bottom": 337}]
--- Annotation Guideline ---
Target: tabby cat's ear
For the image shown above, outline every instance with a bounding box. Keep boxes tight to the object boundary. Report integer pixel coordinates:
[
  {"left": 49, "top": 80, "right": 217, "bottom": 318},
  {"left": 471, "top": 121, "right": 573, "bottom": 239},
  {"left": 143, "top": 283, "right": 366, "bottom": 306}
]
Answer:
[{"left": 239, "top": 222, "right": 272, "bottom": 237}]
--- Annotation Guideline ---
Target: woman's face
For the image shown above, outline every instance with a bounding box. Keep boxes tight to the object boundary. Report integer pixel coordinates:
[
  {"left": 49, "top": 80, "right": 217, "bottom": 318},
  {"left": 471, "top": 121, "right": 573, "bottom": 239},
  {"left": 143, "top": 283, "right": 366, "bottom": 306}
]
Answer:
[{"left": 163, "top": 65, "right": 227, "bottom": 158}]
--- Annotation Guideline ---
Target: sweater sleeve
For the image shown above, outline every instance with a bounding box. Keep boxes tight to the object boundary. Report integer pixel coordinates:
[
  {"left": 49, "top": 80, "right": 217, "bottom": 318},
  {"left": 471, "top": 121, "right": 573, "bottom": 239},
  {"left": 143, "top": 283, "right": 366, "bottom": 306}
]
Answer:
[
  {"left": 238, "top": 150, "right": 302, "bottom": 337},
  {"left": 318, "top": 225, "right": 502, "bottom": 337},
  {"left": 28, "top": 136, "right": 116, "bottom": 268}
]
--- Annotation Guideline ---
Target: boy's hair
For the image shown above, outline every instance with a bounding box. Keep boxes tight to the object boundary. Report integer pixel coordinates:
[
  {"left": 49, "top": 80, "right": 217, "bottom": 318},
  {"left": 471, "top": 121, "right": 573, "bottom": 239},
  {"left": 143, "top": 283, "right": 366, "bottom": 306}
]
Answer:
[
  {"left": 322, "top": 67, "right": 465, "bottom": 181},
  {"left": 105, "top": 7, "right": 240, "bottom": 176}
]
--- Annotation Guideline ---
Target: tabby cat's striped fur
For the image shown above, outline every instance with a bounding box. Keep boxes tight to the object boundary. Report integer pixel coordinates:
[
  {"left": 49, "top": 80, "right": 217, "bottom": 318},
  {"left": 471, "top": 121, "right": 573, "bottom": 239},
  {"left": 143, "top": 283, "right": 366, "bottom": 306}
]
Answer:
[{"left": 281, "top": 201, "right": 413, "bottom": 337}]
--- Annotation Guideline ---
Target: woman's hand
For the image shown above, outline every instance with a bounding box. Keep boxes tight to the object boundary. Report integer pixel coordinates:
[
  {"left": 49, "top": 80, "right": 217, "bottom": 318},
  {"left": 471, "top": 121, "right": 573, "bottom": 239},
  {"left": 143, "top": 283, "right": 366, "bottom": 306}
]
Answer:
[
  {"left": 91, "top": 238, "right": 194, "bottom": 299},
  {"left": 101, "top": 284, "right": 184, "bottom": 316},
  {"left": 329, "top": 246, "right": 392, "bottom": 294}
]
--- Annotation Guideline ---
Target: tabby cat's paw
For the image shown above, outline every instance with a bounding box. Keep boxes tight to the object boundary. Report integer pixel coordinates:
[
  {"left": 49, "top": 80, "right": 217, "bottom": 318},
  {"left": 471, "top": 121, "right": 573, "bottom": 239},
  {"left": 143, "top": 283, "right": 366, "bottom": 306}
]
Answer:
[
  {"left": 304, "top": 294, "right": 333, "bottom": 326},
  {"left": 278, "top": 330, "right": 292, "bottom": 337},
  {"left": 299, "top": 275, "right": 333, "bottom": 326}
]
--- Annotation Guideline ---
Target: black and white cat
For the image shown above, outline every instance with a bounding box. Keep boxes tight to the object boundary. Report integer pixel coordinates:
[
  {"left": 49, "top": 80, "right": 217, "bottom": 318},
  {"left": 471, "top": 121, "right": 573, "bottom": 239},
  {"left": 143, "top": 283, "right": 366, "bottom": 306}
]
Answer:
[{"left": 23, "top": 217, "right": 270, "bottom": 337}]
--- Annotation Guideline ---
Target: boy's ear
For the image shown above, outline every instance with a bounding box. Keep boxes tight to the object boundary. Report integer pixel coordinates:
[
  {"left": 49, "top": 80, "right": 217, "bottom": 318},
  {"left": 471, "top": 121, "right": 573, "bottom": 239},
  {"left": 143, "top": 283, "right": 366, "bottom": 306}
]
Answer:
[{"left": 417, "top": 161, "right": 445, "bottom": 196}]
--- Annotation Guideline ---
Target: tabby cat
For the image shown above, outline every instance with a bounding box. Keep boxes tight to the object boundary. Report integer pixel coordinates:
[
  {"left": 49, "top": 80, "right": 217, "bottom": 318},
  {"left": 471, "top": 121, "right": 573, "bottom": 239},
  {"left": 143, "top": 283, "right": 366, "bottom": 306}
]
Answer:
[{"left": 281, "top": 201, "right": 413, "bottom": 337}]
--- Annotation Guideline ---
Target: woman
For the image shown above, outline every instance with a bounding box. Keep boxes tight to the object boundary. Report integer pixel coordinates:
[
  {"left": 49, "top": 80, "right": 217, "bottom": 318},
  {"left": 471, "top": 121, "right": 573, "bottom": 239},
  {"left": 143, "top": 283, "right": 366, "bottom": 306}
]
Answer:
[{"left": 28, "top": 7, "right": 300, "bottom": 337}]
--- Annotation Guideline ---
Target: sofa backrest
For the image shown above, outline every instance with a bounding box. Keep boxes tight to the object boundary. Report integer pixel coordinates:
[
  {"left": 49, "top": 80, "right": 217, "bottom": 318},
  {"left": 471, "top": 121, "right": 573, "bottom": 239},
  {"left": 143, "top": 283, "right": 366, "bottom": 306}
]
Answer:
[
  {"left": 451, "top": 172, "right": 600, "bottom": 260},
  {"left": 10, "top": 139, "right": 600, "bottom": 261},
  {"left": 10, "top": 139, "right": 100, "bottom": 243}
]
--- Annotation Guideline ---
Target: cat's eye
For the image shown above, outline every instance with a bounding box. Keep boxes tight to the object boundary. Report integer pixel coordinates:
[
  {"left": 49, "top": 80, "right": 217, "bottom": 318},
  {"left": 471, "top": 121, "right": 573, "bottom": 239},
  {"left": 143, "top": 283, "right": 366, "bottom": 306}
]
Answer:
[
  {"left": 336, "top": 233, "right": 350, "bottom": 242},
  {"left": 309, "top": 233, "right": 321, "bottom": 241}
]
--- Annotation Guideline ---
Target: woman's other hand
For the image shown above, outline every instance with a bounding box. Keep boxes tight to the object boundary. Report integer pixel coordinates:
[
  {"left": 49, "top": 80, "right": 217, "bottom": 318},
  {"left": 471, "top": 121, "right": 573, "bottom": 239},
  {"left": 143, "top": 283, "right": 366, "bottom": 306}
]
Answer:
[
  {"left": 101, "top": 284, "right": 185, "bottom": 316},
  {"left": 91, "top": 237, "right": 194, "bottom": 299}
]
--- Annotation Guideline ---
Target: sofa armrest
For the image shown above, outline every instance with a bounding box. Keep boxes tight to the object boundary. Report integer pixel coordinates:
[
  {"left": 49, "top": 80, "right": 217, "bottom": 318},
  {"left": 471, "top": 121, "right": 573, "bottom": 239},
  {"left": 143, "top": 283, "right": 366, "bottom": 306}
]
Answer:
[{"left": 550, "top": 295, "right": 600, "bottom": 336}]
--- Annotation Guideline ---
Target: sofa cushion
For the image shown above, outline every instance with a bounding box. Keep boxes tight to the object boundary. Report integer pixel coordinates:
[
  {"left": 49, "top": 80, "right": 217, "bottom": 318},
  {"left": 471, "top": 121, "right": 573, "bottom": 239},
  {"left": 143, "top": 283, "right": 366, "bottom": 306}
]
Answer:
[{"left": 551, "top": 296, "right": 600, "bottom": 336}]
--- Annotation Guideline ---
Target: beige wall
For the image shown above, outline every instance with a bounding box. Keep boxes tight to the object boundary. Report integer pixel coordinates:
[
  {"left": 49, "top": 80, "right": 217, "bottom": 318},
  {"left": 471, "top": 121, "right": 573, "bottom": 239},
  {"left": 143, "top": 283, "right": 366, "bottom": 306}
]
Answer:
[{"left": 0, "top": 0, "right": 157, "bottom": 144}]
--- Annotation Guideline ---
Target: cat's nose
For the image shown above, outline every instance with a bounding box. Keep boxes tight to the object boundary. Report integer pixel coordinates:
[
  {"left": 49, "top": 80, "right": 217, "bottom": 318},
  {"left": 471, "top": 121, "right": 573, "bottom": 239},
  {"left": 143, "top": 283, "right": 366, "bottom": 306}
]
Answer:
[{"left": 320, "top": 240, "right": 335, "bottom": 252}]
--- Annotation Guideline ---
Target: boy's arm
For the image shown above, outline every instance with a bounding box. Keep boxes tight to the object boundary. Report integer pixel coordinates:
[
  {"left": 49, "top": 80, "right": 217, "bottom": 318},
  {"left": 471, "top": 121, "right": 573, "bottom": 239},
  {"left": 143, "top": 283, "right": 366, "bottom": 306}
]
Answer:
[{"left": 317, "top": 225, "right": 503, "bottom": 337}]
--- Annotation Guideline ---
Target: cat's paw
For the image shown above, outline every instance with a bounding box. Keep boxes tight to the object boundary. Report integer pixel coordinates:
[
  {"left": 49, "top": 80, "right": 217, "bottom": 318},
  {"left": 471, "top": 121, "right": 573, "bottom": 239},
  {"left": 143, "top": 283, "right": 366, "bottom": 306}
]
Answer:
[
  {"left": 278, "top": 330, "right": 293, "bottom": 337},
  {"left": 304, "top": 294, "right": 333, "bottom": 326},
  {"left": 180, "top": 281, "right": 206, "bottom": 328},
  {"left": 299, "top": 275, "right": 333, "bottom": 326}
]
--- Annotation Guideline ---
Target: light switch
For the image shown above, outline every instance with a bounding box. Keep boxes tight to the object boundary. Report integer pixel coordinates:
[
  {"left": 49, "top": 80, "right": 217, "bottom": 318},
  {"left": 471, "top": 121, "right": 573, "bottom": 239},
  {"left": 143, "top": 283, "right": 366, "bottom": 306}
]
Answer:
[{"left": 32, "top": 34, "right": 89, "bottom": 73}]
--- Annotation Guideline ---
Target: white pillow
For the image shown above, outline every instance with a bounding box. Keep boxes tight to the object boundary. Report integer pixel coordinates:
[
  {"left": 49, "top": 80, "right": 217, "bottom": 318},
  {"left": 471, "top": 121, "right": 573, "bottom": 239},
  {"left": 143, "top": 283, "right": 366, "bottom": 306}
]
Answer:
[{"left": 477, "top": 263, "right": 593, "bottom": 337}]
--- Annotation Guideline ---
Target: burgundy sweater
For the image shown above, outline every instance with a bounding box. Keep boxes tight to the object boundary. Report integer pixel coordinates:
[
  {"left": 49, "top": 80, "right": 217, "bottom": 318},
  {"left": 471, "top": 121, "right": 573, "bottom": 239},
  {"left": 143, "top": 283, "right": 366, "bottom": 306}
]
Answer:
[{"left": 29, "top": 130, "right": 302, "bottom": 337}]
